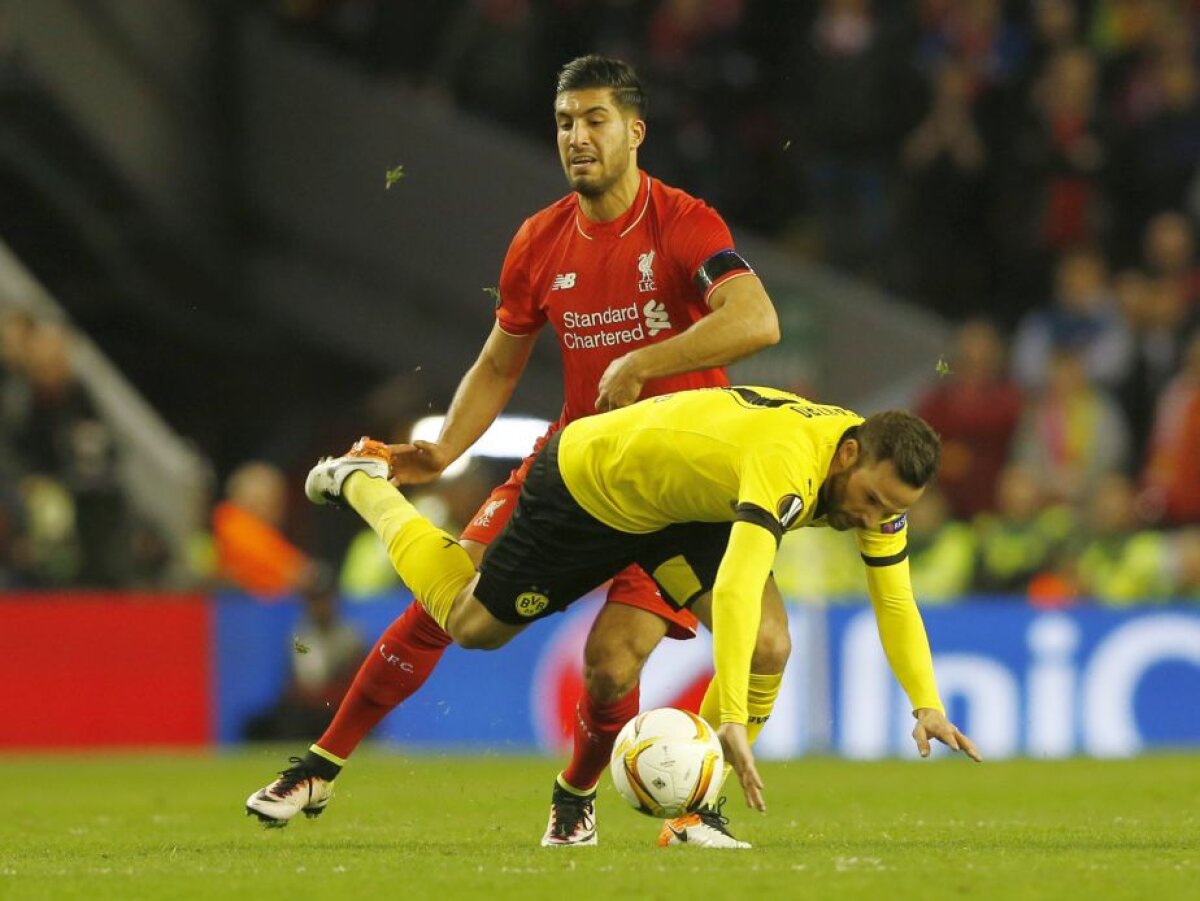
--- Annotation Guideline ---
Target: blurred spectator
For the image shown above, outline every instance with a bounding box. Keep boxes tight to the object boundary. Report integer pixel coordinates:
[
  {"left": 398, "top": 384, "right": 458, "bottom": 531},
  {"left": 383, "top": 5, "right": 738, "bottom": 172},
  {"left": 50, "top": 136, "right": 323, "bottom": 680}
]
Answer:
[
  {"left": 1028, "top": 0, "right": 1079, "bottom": 71},
  {"left": 973, "top": 462, "right": 1075, "bottom": 595},
  {"left": 2, "top": 319, "right": 132, "bottom": 586},
  {"left": 1121, "top": 43, "right": 1200, "bottom": 234},
  {"left": 9, "top": 321, "right": 103, "bottom": 475},
  {"left": 1074, "top": 471, "right": 1174, "bottom": 604},
  {"left": 905, "top": 484, "right": 976, "bottom": 602},
  {"left": 914, "top": 0, "right": 1028, "bottom": 95},
  {"left": 1011, "top": 244, "right": 1131, "bottom": 389},
  {"left": 244, "top": 575, "right": 365, "bottom": 740},
  {"left": 1015, "top": 46, "right": 1110, "bottom": 254},
  {"left": 915, "top": 317, "right": 1022, "bottom": 518},
  {"left": 1141, "top": 330, "right": 1200, "bottom": 525},
  {"left": 894, "top": 58, "right": 990, "bottom": 315},
  {"left": 1143, "top": 209, "right": 1200, "bottom": 310},
  {"left": 1010, "top": 348, "right": 1131, "bottom": 508},
  {"left": 786, "top": 0, "right": 915, "bottom": 273},
  {"left": 212, "top": 460, "right": 318, "bottom": 599},
  {"left": 1113, "top": 267, "right": 1193, "bottom": 469},
  {"left": 8, "top": 474, "right": 80, "bottom": 586}
]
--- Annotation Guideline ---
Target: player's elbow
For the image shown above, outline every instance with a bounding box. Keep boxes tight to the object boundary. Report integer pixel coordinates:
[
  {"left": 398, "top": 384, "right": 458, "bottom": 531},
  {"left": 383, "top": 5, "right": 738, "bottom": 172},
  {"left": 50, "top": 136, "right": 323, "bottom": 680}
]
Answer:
[{"left": 749, "top": 305, "right": 781, "bottom": 350}]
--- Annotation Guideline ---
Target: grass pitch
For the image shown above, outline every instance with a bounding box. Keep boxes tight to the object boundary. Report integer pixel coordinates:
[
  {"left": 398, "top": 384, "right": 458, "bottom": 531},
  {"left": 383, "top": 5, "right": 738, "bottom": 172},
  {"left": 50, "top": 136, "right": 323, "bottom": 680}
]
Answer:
[{"left": 0, "top": 748, "right": 1196, "bottom": 900}]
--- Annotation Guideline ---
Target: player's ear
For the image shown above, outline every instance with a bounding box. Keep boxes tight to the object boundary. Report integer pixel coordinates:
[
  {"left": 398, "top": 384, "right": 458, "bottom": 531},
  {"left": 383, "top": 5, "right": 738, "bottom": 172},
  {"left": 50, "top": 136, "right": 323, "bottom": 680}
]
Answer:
[
  {"left": 837, "top": 438, "right": 861, "bottom": 470},
  {"left": 629, "top": 117, "right": 646, "bottom": 149}
]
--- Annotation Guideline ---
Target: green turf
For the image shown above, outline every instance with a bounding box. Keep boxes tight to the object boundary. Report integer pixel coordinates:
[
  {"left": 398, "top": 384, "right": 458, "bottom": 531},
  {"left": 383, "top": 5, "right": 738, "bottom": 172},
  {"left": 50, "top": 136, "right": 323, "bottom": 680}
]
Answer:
[{"left": 0, "top": 748, "right": 1196, "bottom": 900}]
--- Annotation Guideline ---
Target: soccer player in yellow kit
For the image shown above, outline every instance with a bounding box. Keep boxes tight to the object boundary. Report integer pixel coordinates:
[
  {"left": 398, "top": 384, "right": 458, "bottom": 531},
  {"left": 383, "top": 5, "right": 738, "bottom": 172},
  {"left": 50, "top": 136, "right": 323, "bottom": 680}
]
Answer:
[{"left": 303, "top": 386, "right": 981, "bottom": 812}]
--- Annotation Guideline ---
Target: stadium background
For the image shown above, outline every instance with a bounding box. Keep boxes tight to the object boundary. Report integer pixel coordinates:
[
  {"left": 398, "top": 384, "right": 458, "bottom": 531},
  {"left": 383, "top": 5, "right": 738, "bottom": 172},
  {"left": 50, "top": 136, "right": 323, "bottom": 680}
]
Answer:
[{"left": 1, "top": 0, "right": 1198, "bottom": 761}]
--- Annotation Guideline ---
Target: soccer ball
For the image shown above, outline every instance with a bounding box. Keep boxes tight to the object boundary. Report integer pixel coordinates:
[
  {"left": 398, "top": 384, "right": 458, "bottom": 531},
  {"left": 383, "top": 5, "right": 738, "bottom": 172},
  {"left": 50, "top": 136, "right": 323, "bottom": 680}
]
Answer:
[{"left": 609, "top": 707, "right": 724, "bottom": 818}]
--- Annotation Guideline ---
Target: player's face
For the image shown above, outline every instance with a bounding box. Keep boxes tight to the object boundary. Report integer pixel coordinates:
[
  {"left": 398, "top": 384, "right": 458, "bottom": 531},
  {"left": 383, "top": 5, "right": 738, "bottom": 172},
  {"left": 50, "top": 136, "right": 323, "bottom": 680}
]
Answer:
[
  {"left": 554, "top": 88, "right": 643, "bottom": 197},
  {"left": 824, "top": 458, "right": 925, "bottom": 532}
]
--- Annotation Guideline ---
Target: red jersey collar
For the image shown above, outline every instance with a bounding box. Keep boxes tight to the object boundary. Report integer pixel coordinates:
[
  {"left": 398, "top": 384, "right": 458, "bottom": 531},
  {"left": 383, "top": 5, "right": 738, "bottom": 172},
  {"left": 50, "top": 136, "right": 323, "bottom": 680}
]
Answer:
[{"left": 574, "top": 171, "right": 651, "bottom": 241}]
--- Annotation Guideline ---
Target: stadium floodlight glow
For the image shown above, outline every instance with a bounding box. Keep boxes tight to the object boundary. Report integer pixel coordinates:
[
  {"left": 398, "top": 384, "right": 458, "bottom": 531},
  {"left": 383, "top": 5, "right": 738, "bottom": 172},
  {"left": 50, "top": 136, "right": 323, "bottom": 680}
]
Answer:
[{"left": 410, "top": 414, "right": 552, "bottom": 477}]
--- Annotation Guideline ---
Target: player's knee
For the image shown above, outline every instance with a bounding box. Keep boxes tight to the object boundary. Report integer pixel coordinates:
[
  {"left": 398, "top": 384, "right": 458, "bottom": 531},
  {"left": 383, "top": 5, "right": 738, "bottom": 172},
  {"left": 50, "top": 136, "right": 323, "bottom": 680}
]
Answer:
[
  {"left": 584, "top": 653, "right": 643, "bottom": 703},
  {"left": 448, "top": 607, "right": 508, "bottom": 647},
  {"left": 751, "top": 626, "right": 791, "bottom": 674},
  {"left": 583, "top": 635, "right": 648, "bottom": 701},
  {"left": 582, "top": 606, "right": 664, "bottom": 701}
]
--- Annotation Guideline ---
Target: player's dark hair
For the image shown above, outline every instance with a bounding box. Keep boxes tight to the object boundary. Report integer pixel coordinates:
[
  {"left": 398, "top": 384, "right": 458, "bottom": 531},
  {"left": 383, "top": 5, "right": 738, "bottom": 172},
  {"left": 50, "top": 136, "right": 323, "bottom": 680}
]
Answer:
[
  {"left": 855, "top": 411, "right": 941, "bottom": 488},
  {"left": 556, "top": 55, "right": 647, "bottom": 118}
]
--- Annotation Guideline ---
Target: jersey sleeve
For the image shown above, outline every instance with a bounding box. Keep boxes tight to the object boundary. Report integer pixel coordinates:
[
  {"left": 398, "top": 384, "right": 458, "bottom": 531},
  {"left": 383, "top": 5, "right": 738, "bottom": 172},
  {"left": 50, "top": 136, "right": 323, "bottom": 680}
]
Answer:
[
  {"left": 494, "top": 217, "right": 545, "bottom": 336},
  {"left": 665, "top": 200, "right": 742, "bottom": 304},
  {"left": 855, "top": 520, "right": 944, "bottom": 713},
  {"left": 733, "top": 445, "right": 812, "bottom": 545},
  {"left": 710, "top": 520, "right": 777, "bottom": 724}
]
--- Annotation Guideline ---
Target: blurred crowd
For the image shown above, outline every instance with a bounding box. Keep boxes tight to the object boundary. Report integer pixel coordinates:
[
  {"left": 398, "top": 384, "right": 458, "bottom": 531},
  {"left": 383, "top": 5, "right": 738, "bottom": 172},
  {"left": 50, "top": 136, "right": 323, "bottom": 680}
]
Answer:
[
  {"left": 5, "top": 1, "right": 1200, "bottom": 609},
  {"left": 272, "top": 0, "right": 1200, "bottom": 326},
  {"left": 0, "top": 307, "right": 170, "bottom": 588},
  {"left": 779, "top": 313, "right": 1200, "bottom": 606},
  {"left": 264, "top": 0, "right": 1200, "bottom": 605}
]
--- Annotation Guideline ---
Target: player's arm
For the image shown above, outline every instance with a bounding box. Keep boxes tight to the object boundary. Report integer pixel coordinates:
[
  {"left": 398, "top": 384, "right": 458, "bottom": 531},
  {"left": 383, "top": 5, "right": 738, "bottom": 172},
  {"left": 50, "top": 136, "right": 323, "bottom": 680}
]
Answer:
[
  {"left": 709, "top": 519, "right": 778, "bottom": 811},
  {"left": 860, "top": 536, "right": 982, "bottom": 762},
  {"left": 389, "top": 323, "right": 538, "bottom": 484},
  {"left": 595, "top": 270, "right": 780, "bottom": 411}
]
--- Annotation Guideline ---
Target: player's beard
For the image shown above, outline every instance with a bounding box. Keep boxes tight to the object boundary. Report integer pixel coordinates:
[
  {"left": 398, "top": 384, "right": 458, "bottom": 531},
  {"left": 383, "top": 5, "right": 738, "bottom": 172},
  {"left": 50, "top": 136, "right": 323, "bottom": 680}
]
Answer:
[
  {"left": 570, "top": 165, "right": 617, "bottom": 197},
  {"left": 823, "top": 469, "right": 858, "bottom": 531},
  {"left": 568, "top": 146, "right": 629, "bottom": 198}
]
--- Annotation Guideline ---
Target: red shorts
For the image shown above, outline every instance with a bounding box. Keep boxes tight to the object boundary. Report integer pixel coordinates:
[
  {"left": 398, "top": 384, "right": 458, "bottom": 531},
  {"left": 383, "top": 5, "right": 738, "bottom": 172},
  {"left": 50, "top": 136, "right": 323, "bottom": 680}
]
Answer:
[{"left": 461, "top": 442, "right": 699, "bottom": 641}]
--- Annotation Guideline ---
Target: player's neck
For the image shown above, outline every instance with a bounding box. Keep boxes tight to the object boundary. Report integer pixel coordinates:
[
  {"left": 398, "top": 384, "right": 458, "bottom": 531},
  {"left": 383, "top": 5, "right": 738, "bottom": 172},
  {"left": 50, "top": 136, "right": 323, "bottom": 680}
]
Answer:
[{"left": 577, "top": 168, "right": 642, "bottom": 223}]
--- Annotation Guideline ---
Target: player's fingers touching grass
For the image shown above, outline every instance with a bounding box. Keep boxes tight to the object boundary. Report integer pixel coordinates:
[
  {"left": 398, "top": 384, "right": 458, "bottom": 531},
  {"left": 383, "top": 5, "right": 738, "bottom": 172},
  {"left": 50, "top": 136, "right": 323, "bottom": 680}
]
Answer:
[
  {"left": 956, "top": 728, "right": 984, "bottom": 763},
  {"left": 912, "top": 709, "right": 984, "bottom": 762},
  {"left": 739, "top": 762, "right": 766, "bottom": 813}
]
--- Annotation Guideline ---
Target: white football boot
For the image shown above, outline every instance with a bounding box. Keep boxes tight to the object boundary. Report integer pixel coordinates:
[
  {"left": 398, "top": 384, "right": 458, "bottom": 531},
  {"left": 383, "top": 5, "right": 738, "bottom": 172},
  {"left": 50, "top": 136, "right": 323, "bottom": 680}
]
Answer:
[
  {"left": 540, "top": 782, "right": 598, "bottom": 847},
  {"left": 305, "top": 436, "right": 391, "bottom": 505},
  {"left": 658, "top": 798, "right": 751, "bottom": 849},
  {"left": 245, "top": 757, "right": 334, "bottom": 828}
]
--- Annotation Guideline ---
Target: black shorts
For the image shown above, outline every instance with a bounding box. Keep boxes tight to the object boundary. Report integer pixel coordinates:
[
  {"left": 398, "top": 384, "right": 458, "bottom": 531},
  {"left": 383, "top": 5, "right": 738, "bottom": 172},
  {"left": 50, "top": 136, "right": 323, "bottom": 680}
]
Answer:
[{"left": 474, "top": 433, "right": 732, "bottom": 625}]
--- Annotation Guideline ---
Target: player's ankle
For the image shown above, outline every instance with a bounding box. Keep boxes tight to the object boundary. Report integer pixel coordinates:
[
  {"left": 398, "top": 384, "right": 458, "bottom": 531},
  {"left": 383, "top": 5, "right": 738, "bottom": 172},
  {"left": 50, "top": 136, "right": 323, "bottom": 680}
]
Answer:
[{"left": 303, "top": 749, "right": 343, "bottom": 782}]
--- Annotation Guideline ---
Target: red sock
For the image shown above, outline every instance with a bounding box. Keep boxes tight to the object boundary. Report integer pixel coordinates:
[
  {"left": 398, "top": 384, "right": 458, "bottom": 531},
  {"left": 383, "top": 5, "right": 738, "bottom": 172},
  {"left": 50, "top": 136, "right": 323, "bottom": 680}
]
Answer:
[
  {"left": 315, "top": 603, "right": 452, "bottom": 760},
  {"left": 560, "top": 685, "right": 640, "bottom": 793}
]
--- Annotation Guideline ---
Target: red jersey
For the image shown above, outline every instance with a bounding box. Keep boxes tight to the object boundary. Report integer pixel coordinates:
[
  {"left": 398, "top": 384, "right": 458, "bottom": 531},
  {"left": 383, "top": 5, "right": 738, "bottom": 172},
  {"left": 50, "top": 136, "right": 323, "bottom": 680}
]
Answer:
[{"left": 495, "top": 172, "right": 748, "bottom": 425}]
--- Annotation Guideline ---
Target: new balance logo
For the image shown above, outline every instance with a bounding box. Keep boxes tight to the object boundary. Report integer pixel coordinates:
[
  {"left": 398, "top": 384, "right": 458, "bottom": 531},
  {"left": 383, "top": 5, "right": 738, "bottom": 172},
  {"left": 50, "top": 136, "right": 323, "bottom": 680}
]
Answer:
[
  {"left": 551, "top": 273, "right": 577, "bottom": 291},
  {"left": 643, "top": 299, "right": 672, "bottom": 336}
]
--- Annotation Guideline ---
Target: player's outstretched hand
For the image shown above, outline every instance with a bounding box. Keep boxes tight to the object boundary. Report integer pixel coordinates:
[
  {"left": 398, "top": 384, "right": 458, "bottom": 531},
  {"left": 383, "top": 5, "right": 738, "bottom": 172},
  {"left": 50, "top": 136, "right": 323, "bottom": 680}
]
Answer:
[
  {"left": 912, "top": 707, "right": 983, "bottom": 762},
  {"left": 386, "top": 441, "right": 452, "bottom": 486},
  {"left": 595, "top": 353, "right": 647, "bottom": 412},
  {"left": 717, "top": 723, "right": 766, "bottom": 812}
]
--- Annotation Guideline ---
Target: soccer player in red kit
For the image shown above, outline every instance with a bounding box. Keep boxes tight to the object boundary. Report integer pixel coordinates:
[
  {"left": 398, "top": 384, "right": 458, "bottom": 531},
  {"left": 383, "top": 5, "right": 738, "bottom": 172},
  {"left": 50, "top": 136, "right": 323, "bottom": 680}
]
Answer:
[{"left": 246, "top": 55, "right": 785, "bottom": 849}]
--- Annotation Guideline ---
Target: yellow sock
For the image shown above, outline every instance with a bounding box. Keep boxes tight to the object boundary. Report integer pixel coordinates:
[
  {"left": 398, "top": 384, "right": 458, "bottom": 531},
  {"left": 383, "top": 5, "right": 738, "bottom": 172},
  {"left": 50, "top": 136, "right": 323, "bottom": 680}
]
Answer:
[
  {"left": 745, "top": 671, "right": 783, "bottom": 744},
  {"left": 343, "top": 472, "right": 475, "bottom": 630},
  {"left": 699, "top": 670, "right": 784, "bottom": 788}
]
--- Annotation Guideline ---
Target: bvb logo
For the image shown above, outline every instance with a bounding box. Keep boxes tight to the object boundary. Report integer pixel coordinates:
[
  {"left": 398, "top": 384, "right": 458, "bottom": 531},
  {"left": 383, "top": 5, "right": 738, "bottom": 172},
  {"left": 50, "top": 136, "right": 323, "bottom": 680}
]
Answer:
[{"left": 515, "top": 591, "right": 550, "bottom": 618}]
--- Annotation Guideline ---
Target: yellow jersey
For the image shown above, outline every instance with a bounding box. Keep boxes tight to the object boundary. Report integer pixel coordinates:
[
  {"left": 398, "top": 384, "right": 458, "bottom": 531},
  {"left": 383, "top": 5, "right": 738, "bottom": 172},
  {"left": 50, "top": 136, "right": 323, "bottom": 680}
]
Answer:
[{"left": 558, "top": 386, "right": 943, "bottom": 723}]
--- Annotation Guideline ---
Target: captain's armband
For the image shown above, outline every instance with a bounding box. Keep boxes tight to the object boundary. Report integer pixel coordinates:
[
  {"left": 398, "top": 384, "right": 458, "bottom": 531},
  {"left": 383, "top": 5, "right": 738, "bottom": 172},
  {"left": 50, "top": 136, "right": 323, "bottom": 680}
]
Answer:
[{"left": 694, "top": 250, "right": 753, "bottom": 297}]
